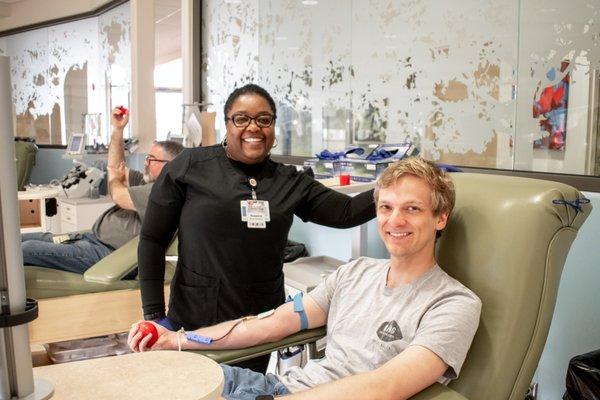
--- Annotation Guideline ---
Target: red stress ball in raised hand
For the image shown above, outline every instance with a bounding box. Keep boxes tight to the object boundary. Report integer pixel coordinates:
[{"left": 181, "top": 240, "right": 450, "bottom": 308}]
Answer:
[
  {"left": 138, "top": 321, "right": 159, "bottom": 347},
  {"left": 116, "top": 105, "right": 128, "bottom": 115}
]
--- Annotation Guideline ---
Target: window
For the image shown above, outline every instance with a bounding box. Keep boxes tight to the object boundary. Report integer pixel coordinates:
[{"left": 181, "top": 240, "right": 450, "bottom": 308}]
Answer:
[
  {"left": 201, "top": 0, "right": 600, "bottom": 176},
  {"left": 154, "top": 0, "right": 183, "bottom": 141},
  {"left": 155, "top": 59, "right": 183, "bottom": 140}
]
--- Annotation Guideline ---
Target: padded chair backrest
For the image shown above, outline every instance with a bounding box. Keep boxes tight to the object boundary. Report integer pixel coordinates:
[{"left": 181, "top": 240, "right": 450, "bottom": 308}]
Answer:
[
  {"left": 14, "top": 140, "right": 38, "bottom": 191},
  {"left": 438, "top": 173, "right": 591, "bottom": 400}
]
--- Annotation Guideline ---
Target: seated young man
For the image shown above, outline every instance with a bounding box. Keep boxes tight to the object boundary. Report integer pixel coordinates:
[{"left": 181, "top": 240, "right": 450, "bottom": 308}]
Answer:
[
  {"left": 21, "top": 108, "right": 184, "bottom": 274},
  {"left": 128, "top": 157, "right": 482, "bottom": 400}
]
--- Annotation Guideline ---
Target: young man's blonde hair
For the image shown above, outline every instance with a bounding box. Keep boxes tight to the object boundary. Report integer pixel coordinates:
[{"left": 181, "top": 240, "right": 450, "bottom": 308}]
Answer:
[{"left": 374, "top": 157, "right": 456, "bottom": 217}]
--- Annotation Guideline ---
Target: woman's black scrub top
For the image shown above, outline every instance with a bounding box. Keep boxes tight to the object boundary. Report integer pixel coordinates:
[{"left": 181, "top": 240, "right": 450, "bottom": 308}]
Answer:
[{"left": 138, "top": 145, "right": 375, "bottom": 330}]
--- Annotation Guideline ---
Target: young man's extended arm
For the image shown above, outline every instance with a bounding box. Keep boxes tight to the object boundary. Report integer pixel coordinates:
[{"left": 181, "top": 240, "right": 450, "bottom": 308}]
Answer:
[
  {"left": 128, "top": 294, "right": 328, "bottom": 352},
  {"left": 279, "top": 345, "right": 447, "bottom": 400}
]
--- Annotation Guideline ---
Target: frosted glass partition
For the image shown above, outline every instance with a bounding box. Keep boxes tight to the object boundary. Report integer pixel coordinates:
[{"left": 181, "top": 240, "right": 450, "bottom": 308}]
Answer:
[
  {"left": 0, "top": 2, "right": 131, "bottom": 145},
  {"left": 202, "top": 0, "right": 600, "bottom": 176},
  {"left": 515, "top": 1, "right": 600, "bottom": 175}
]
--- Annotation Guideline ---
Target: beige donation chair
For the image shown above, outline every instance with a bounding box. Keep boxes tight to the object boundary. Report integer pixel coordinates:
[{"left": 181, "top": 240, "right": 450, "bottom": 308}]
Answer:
[
  {"left": 194, "top": 172, "right": 592, "bottom": 400},
  {"left": 15, "top": 139, "right": 38, "bottom": 191},
  {"left": 25, "top": 236, "right": 178, "bottom": 299}
]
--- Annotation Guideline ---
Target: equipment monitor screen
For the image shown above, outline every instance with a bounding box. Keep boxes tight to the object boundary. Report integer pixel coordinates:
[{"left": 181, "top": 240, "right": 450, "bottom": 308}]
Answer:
[{"left": 66, "top": 133, "right": 85, "bottom": 154}]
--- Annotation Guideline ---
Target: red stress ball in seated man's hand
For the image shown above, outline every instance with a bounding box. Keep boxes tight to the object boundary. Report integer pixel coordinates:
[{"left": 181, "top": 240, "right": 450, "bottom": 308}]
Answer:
[
  {"left": 116, "top": 105, "right": 128, "bottom": 115},
  {"left": 138, "top": 321, "right": 159, "bottom": 347}
]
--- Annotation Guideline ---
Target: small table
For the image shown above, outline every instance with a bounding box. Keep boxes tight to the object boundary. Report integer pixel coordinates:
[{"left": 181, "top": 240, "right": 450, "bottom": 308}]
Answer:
[
  {"left": 18, "top": 187, "right": 61, "bottom": 233},
  {"left": 58, "top": 195, "right": 114, "bottom": 233},
  {"left": 33, "top": 351, "right": 224, "bottom": 399},
  {"left": 317, "top": 179, "right": 375, "bottom": 258}
]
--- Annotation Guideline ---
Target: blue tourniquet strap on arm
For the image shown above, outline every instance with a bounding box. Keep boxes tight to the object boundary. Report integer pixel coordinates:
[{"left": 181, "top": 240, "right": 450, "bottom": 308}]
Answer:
[{"left": 291, "top": 292, "right": 309, "bottom": 331}]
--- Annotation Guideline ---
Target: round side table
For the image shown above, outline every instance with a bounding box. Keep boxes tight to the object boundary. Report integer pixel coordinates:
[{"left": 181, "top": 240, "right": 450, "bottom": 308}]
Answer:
[{"left": 33, "top": 351, "right": 223, "bottom": 399}]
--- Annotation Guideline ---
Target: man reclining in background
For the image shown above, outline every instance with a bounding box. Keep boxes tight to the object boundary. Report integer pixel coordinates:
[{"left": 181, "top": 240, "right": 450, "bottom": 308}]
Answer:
[
  {"left": 128, "top": 157, "right": 482, "bottom": 400},
  {"left": 21, "top": 108, "right": 184, "bottom": 274}
]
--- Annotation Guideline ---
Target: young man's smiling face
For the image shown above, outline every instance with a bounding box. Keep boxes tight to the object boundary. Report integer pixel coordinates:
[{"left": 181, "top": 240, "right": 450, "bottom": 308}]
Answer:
[{"left": 376, "top": 174, "right": 448, "bottom": 266}]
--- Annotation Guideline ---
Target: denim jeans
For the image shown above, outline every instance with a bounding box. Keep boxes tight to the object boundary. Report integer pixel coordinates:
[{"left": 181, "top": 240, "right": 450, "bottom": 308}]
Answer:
[
  {"left": 21, "top": 232, "right": 113, "bottom": 274},
  {"left": 221, "top": 365, "right": 290, "bottom": 400}
]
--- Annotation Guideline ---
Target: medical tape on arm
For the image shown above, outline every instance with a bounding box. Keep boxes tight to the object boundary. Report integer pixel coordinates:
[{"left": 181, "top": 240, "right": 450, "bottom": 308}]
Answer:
[{"left": 186, "top": 331, "right": 213, "bottom": 344}]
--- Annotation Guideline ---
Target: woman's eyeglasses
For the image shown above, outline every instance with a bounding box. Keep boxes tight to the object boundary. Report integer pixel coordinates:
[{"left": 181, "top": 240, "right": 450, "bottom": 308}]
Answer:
[
  {"left": 145, "top": 155, "right": 169, "bottom": 164},
  {"left": 226, "top": 113, "right": 276, "bottom": 128}
]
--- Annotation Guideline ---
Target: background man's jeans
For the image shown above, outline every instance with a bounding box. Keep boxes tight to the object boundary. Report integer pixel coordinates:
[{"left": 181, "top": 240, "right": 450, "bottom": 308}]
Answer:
[
  {"left": 221, "top": 365, "right": 291, "bottom": 400},
  {"left": 21, "top": 232, "right": 113, "bottom": 274}
]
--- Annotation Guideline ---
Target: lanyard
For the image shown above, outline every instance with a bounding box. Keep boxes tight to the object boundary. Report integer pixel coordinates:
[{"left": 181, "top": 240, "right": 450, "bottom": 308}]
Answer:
[
  {"left": 241, "top": 177, "right": 269, "bottom": 229},
  {"left": 248, "top": 177, "right": 258, "bottom": 200}
]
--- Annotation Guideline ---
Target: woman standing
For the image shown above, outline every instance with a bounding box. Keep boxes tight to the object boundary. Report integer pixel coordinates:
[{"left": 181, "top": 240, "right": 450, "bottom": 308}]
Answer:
[{"left": 138, "top": 84, "right": 375, "bottom": 371}]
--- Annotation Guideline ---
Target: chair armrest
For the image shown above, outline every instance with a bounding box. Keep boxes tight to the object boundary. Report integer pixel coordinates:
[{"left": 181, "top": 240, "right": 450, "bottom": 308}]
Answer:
[
  {"left": 84, "top": 236, "right": 140, "bottom": 283},
  {"left": 191, "top": 327, "right": 327, "bottom": 364},
  {"left": 409, "top": 383, "right": 468, "bottom": 400}
]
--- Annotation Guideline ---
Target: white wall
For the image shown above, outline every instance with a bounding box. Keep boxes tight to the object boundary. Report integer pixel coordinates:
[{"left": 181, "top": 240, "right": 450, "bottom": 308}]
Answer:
[{"left": 533, "top": 192, "right": 600, "bottom": 400}]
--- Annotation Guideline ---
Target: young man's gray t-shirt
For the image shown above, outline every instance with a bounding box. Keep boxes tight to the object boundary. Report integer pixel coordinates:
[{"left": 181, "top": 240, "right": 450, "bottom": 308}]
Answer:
[
  {"left": 277, "top": 257, "right": 482, "bottom": 393},
  {"left": 92, "top": 169, "right": 153, "bottom": 249}
]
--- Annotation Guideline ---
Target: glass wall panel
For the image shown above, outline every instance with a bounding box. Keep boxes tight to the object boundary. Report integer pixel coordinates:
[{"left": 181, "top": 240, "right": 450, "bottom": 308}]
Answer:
[
  {"left": 99, "top": 3, "right": 132, "bottom": 143},
  {"left": 0, "top": 2, "right": 131, "bottom": 145},
  {"left": 201, "top": 0, "right": 600, "bottom": 176},
  {"left": 514, "top": 0, "right": 600, "bottom": 175}
]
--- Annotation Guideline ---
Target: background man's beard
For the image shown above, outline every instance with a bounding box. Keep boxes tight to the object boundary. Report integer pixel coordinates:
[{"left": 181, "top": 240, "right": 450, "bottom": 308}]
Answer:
[{"left": 143, "top": 167, "right": 154, "bottom": 183}]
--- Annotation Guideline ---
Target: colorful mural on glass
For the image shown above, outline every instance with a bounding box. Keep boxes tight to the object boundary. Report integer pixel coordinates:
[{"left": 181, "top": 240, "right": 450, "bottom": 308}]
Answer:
[{"left": 533, "top": 61, "right": 570, "bottom": 151}]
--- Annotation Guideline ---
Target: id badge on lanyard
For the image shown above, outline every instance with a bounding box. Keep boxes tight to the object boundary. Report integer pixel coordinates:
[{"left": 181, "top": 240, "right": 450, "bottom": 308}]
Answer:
[{"left": 240, "top": 177, "right": 270, "bottom": 229}]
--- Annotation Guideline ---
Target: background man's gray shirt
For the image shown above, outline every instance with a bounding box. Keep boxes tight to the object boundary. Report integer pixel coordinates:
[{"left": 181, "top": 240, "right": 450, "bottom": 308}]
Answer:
[
  {"left": 92, "top": 169, "right": 152, "bottom": 249},
  {"left": 278, "top": 257, "right": 482, "bottom": 393}
]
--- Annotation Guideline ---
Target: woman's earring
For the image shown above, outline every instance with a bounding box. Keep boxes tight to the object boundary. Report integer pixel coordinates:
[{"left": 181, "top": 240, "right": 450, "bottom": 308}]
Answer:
[
  {"left": 221, "top": 135, "right": 228, "bottom": 147},
  {"left": 272, "top": 137, "right": 278, "bottom": 149}
]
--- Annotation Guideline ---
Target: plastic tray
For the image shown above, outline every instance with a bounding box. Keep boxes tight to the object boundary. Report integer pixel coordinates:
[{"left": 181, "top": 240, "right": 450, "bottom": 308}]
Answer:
[
  {"left": 283, "top": 256, "right": 345, "bottom": 293},
  {"left": 44, "top": 332, "right": 132, "bottom": 364}
]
